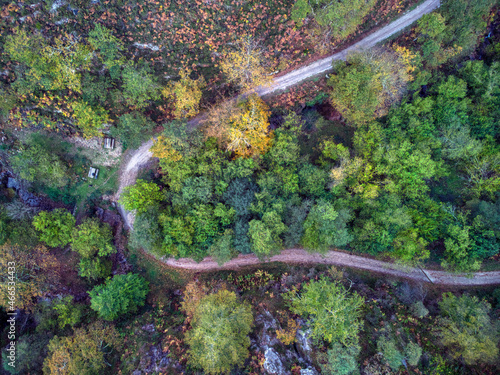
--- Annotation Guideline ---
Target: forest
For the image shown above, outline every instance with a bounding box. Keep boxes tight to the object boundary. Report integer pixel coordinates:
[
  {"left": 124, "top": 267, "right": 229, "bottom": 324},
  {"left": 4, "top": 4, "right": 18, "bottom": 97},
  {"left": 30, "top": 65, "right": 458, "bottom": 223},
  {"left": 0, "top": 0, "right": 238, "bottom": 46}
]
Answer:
[{"left": 0, "top": 0, "right": 499, "bottom": 374}]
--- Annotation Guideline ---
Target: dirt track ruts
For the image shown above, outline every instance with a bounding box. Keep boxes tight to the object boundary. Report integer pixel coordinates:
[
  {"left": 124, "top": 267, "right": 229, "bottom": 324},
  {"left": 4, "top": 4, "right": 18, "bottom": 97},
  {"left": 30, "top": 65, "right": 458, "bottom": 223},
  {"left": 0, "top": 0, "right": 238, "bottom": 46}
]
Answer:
[{"left": 114, "top": 0, "right": 500, "bottom": 285}]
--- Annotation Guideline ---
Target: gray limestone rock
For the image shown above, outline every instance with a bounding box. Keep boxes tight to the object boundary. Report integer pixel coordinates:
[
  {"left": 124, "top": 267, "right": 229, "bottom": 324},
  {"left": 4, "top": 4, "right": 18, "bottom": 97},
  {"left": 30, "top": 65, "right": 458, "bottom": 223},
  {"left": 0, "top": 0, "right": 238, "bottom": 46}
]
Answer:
[{"left": 263, "top": 347, "right": 286, "bottom": 375}]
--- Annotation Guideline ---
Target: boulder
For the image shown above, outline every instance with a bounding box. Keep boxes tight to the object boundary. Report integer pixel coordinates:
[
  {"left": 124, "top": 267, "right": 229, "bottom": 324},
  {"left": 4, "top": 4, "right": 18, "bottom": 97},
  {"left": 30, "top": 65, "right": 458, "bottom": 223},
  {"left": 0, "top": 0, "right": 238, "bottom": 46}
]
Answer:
[
  {"left": 263, "top": 347, "right": 286, "bottom": 375},
  {"left": 295, "top": 329, "right": 313, "bottom": 360},
  {"left": 300, "top": 367, "right": 319, "bottom": 375},
  {"left": 6, "top": 177, "right": 18, "bottom": 190}
]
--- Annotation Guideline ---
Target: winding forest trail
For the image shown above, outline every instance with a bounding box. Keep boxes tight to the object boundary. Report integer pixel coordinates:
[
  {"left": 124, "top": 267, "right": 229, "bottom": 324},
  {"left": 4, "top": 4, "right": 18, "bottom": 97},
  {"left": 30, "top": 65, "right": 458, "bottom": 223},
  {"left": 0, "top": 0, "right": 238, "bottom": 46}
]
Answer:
[
  {"left": 160, "top": 249, "right": 500, "bottom": 286},
  {"left": 115, "top": 0, "right": 500, "bottom": 285}
]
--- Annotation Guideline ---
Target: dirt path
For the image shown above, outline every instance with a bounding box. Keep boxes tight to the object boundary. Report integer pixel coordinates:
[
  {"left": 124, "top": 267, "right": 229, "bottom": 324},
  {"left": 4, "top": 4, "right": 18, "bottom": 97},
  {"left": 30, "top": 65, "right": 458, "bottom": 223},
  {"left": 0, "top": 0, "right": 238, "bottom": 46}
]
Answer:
[
  {"left": 255, "top": 0, "right": 440, "bottom": 96},
  {"left": 161, "top": 249, "right": 500, "bottom": 286},
  {"left": 114, "top": 0, "right": 500, "bottom": 285}
]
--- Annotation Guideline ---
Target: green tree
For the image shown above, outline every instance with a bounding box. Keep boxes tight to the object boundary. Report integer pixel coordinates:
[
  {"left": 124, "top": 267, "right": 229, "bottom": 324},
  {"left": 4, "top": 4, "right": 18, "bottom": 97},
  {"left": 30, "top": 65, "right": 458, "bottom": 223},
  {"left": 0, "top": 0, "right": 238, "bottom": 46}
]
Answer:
[
  {"left": 442, "top": 222, "right": 481, "bottom": 272},
  {"left": 2, "top": 334, "right": 49, "bottom": 375},
  {"left": 435, "top": 293, "right": 499, "bottom": 365},
  {"left": 53, "top": 296, "right": 84, "bottom": 329},
  {"left": 441, "top": 0, "right": 497, "bottom": 55},
  {"left": 186, "top": 290, "right": 253, "bottom": 374},
  {"left": 110, "top": 112, "right": 156, "bottom": 150},
  {"left": 71, "top": 218, "right": 115, "bottom": 258},
  {"left": 120, "top": 179, "right": 163, "bottom": 213},
  {"left": 78, "top": 257, "right": 112, "bottom": 281},
  {"left": 287, "top": 277, "right": 364, "bottom": 346},
  {"left": 70, "top": 100, "right": 109, "bottom": 138},
  {"left": 5, "top": 28, "right": 92, "bottom": 94},
  {"left": 11, "top": 141, "right": 69, "bottom": 189},
  {"left": 377, "top": 335, "right": 422, "bottom": 370},
  {"left": 32, "top": 209, "right": 75, "bottom": 248},
  {"left": 129, "top": 209, "right": 164, "bottom": 255},
  {"left": 121, "top": 64, "right": 160, "bottom": 109},
  {"left": 301, "top": 200, "right": 352, "bottom": 253},
  {"left": 328, "top": 49, "right": 411, "bottom": 125},
  {"left": 208, "top": 229, "right": 236, "bottom": 265},
  {"left": 248, "top": 211, "right": 287, "bottom": 259},
  {"left": 88, "top": 273, "right": 149, "bottom": 321},
  {"left": 88, "top": 24, "right": 124, "bottom": 79}
]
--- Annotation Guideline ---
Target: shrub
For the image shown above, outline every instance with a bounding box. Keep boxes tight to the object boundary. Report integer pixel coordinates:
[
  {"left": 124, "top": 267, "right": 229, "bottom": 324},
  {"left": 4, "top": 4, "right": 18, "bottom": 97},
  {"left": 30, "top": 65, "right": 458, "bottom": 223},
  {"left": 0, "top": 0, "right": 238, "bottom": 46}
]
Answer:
[
  {"left": 319, "top": 343, "right": 360, "bottom": 375},
  {"left": 410, "top": 301, "right": 429, "bottom": 319}
]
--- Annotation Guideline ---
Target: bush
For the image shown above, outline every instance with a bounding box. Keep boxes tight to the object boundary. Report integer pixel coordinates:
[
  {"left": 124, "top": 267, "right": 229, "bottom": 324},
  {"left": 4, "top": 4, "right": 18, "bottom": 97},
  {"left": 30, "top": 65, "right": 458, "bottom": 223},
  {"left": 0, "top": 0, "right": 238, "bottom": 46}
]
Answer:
[
  {"left": 410, "top": 301, "right": 429, "bottom": 319},
  {"left": 319, "top": 343, "right": 360, "bottom": 375},
  {"left": 377, "top": 336, "right": 404, "bottom": 370},
  {"left": 89, "top": 273, "right": 149, "bottom": 321}
]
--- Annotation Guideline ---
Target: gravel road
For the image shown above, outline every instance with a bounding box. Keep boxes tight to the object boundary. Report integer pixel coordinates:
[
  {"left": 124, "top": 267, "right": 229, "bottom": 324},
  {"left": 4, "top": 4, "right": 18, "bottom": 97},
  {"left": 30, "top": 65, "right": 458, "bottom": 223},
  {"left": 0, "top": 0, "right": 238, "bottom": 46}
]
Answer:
[{"left": 114, "top": 0, "right": 500, "bottom": 285}]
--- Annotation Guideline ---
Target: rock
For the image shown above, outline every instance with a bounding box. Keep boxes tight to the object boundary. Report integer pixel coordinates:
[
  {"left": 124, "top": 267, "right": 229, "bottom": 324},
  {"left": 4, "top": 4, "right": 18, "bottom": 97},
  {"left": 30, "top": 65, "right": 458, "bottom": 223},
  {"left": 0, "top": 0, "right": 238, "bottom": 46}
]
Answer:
[
  {"left": 18, "top": 189, "right": 42, "bottom": 207},
  {"left": 295, "top": 329, "right": 313, "bottom": 360},
  {"left": 7, "top": 177, "right": 18, "bottom": 190},
  {"left": 141, "top": 324, "right": 155, "bottom": 332},
  {"left": 300, "top": 367, "right": 318, "bottom": 375},
  {"left": 50, "top": 0, "right": 66, "bottom": 13},
  {"left": 263, "top": 348, "right": 286, "bottom": 375},
  {"left": 254, "top": 310, "right": 281, "bottom": 348}
]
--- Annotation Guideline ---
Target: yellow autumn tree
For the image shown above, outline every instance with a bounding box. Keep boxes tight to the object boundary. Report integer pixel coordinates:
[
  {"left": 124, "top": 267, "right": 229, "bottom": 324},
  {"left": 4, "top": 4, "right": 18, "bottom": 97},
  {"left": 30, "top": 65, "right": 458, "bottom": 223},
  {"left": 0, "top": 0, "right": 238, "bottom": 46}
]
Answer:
[
  {"left": 0, "top": 243, "right": 59, "bottom": 311},
  {"left": 162, "top": 69, "right": 205, "bottom": 118},
  {"left": 226, "top": 94, "right": 272, "bottom": 158},
  {"left": 150, "top": 135, "right": 183, "bottom": 162},
  {"left": 43, "top": 322, "right": 122, "bottom": 375},
  {"left": 220, "top": 37, "right": 272, "bottom": 91}
]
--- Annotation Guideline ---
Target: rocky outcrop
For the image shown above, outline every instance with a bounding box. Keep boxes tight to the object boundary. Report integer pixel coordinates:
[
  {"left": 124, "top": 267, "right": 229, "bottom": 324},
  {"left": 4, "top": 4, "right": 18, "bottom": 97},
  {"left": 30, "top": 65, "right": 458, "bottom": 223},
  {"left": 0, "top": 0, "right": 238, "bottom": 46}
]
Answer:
[
  {"left": 295, "top": 328, "right": 313, "bottom": 361},
  {"left": 252, "top": 310, "right": 317, "bottom": 375},
  {"left": 263, "top": 348, "right": 286, "bottom": 375}
]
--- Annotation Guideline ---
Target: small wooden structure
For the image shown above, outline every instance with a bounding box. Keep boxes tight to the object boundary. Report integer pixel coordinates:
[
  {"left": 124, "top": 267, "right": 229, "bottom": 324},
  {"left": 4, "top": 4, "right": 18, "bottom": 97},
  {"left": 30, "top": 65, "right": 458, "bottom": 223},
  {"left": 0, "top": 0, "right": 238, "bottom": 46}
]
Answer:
[
  {"left": 104, "top": 137, "right": 115, "bottom": 149},
  {"left": 88, "top": 167, "right": 99, "bottom": 179}
]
